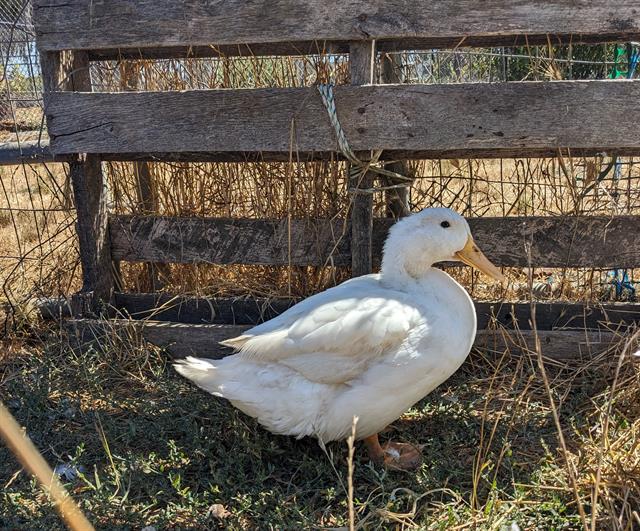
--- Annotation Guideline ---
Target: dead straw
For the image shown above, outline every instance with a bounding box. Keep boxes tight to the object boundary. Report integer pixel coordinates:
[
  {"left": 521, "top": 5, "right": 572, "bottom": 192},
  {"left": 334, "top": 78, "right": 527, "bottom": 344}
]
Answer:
[{"left": 0, "top": 400, "right": 94, "bottom": 531}]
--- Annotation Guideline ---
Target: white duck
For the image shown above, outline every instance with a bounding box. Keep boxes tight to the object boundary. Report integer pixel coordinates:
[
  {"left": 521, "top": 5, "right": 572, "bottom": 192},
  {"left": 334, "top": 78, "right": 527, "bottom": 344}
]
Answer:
[{"left": 175, "top": 208, "right": 504, "bottom": 469}]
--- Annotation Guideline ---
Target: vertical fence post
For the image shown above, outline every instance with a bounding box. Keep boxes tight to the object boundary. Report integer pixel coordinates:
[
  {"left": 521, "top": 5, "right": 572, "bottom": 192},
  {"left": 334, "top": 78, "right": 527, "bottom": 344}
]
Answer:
[
  {"left": 41, "top": 50, "right": 114, "bottom": 314},
  {"left": 380, "top": 52, "right": 411, "bottom": 219},
  {"left": 349, "top": 40, "right": 375, "bottom": 277}
]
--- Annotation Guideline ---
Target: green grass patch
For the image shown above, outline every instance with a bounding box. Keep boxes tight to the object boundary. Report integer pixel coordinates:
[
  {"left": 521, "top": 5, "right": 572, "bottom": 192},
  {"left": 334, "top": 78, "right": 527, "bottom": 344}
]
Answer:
[{"left": 1, "top": 329, "right": 638, "bottom": 529}]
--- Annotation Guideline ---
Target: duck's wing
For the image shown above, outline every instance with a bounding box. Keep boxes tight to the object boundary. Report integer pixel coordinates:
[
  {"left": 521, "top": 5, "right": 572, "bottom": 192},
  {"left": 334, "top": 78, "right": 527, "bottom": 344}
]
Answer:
[{"left": 220, "top": 276, "right": 423, "bottom": 383}]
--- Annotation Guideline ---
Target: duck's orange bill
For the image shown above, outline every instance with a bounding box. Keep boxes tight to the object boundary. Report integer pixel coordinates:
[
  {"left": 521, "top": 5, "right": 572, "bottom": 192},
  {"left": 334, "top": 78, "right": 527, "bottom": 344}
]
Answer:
[{"left": 455, "top": 236, "right": 505, "bottom": 282}]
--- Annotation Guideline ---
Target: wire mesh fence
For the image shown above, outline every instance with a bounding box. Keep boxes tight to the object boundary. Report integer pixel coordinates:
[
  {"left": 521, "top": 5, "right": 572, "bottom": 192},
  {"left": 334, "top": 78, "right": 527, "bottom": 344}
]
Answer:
[
  {"left": 0, "top": 0, "right": 74, "bottom": 331},
  {"left": 0, "top": 0, "right": 43, "bottom": 141},
  {"left": 94, "top": 42, "right": 640, "bottom": 302},
  {"left": 1, "top": 0, "right": 640, "bottom": 331}
]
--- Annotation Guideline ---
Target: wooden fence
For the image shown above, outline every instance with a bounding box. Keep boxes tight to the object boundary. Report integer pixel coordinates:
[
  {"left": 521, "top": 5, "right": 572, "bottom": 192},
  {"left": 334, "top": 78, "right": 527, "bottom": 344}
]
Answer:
[{"left": 33, "top": 0, "right": 640, "bottom": 358}]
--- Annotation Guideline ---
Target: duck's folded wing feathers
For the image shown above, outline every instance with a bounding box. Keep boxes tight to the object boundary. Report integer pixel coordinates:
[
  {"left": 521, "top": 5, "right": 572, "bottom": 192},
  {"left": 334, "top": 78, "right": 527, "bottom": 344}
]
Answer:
[{"left": 221, "top": 279, "right": 423, "bottom": 364}]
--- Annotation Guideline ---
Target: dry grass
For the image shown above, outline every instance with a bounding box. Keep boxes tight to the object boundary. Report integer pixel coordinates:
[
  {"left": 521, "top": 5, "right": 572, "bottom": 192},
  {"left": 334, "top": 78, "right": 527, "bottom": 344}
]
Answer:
[{"left": 0, "top": 161, "right": 79, "bottom": 329}]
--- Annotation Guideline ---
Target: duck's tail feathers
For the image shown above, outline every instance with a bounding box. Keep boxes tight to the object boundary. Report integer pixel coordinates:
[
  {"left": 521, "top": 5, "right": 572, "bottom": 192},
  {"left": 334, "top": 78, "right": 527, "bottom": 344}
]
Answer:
[
  {"left": 173, "top": 356, "right": 224, "bottom": 396},
  {"left": 219, "top": 334, "right": 252, "bottom": 350}
]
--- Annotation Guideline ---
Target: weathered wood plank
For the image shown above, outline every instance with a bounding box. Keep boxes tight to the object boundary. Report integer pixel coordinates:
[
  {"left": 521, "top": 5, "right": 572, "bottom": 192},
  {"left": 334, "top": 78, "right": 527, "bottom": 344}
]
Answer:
[
  {"left": 84, "top": 34, "right": 640, "bottom": 61},
  {"left": 112, "top": 292, "right": 640, "bottom": 331},
  {"left": 473, "top": 329, "right": 620, "bottom": 360},
  {"left": 65, "top": 318, "right": 623, "bottom": 360},
  {"left": 70, "top": 155, "right": 114, "bottom": 306},
  {"left": 0, "top": 141, "right": 69, "bottom": 166},
  {"left": 64, "top": 319, "right": 249, "bottom": 359},
  {"left": 349, "top": 41, "right": 375, "bottom": 86},
  {"left": 349, "top": 41, "right": 375, "bottom": 277},
  {"left": 85, "top": 34, "right": 640, "bottom": 60},
  {"left": 112, "top": 293, "right": 297, "bottom": 325},
  {"left": 77, "top": 147, "right": 640, "bottom": 163},
  {"left": 46, "top": 81, "right": 640, "bottom": 160},
  {"left": 39, "top": 50, "right": 62, "bottom": 93},
  {"left": 88, "top": 42, "right": 345, "bottom": 61},
  {"left": 479, "top": 301, "right": 640, "bottom": 331},
  {"left": 380, "top": 52, "right": 411, "bottom": 219},
  {"left": 109, "top": 214, "right": 640, "bottom": 269},
  {"left": 34, "top": 0, "right": 640, "bottom": 55},
  {"left": 62, "top": 51, "right": 114, "bottom": 308},
  {"left": 109, "top": 216, "right": 350, "bottom": 266}
]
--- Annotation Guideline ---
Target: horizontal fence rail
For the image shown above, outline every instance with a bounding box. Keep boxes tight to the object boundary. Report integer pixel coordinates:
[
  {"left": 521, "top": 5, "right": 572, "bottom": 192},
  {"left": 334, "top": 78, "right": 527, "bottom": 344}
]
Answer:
[
  {"left": 65, "top": 318, "right": 621, "bottom": 360},
  {"left": 45, "top": 81, "right": 640, "bottom": 160},
  {"left": 0, "top": 141, "right": 67, "bottom": 166},
  {"left": 34, "top": 0, "right": 640, "bottom": 58},
  {"left": 112, "top": 292, "right": 640, "bottom": 331},
  {"left": 110, "top": 215, "right": 640, "bottom": 268}
]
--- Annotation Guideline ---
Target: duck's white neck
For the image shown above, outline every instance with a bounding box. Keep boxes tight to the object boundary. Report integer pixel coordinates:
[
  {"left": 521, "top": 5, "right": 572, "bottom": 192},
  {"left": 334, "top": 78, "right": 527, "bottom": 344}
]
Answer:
[
  {"left": 380, "top": 252, "right": 435, "bottom": 288},
  {"left": 379, "top": 221, "right": 466, "bottom": 287}
]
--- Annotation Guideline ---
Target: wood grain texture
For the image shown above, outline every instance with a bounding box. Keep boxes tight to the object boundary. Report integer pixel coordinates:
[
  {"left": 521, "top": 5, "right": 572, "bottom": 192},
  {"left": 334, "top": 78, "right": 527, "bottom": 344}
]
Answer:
[
  {"left": 474, "top": 329, "right": 620, "bottom": 360},
  {"left": 109, "top": 215, "right": 350, "bottom": 266},
  {"left": 380, "top": 52, "right": 411, "bottom": 219},
  {"left": 34, "top": 0, "right": 640, "bottom": 54},
  {"left": 66, "top": 51, "right": 114, "bottom": 307},
  {"left": 46, "top": 81, "right": 640, "bottom": 160},
  {"left": 349, "top": 41, "right": 375, "bottom": 277},
  {"left": 349, "top": 41, "right": 375, "bottom": 86},
  {"left": 87, "top": 42, "right": 346, "bottom": 61},
  {"left": 39, "top": 50, "right": 61, "bottom": 93},
  {"left": 64, "top": 319, "right": 250, "bottom": 359},
  {"left": 109, "top": 214, "right": 640, "bottom": 269},
  {"left": 70, "top": 155, "right": 114, "bottom": 304},
  {"left": 113, "top": 293, "right": 297, "bottom": 325},
  {"left": 350, "top": 170, "right": 374, "bottom": 275},
  {"left": 84, "top": 34, "right": 640, "bottom": 61},
  {"left": 466, "top": 215, "right": 640, "bottom": 269},
  {"left": 112, "top": 292, "right": 640, "bottom": 331},
  {"left": 65, "top": 318, "right": 622, "bottom": 360},
  {"left": 477, "top": 301, "right": 640, "bottom": 331}
]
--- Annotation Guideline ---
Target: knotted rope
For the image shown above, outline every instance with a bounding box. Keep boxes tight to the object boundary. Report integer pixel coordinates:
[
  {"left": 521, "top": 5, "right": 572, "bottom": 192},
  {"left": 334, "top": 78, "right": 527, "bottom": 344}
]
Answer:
[{"left": 317, "top": 83, "right": 414, "bottom": 193}]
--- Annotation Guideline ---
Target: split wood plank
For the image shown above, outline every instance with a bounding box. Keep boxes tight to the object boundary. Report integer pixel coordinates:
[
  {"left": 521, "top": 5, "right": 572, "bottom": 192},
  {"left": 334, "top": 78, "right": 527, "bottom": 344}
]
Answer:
[
  {"left": 45, "top": 81, "right": 640, "bottom": 160},
  {"left": 109, "top": 214, "right": 640, "bottom": 269},
  {"left": 35, "top": 0, "right": 640, "bottom": 56}
]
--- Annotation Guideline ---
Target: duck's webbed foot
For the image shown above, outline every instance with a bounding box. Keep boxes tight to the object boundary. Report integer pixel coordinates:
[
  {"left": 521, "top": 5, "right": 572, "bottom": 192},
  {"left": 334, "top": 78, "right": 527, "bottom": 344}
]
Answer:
[
  {"left": 363, "top": 434, "right": 422, "bottom": 471},
  {"left": 381, "top": 441, "right": 422, "bottom": 470}
]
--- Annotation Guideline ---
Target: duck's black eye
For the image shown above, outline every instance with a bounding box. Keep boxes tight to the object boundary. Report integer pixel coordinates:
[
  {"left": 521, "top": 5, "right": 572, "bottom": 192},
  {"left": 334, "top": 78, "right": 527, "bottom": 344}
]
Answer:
[{"left": 440, "top": 221, "right": 450, "bottom": 228}]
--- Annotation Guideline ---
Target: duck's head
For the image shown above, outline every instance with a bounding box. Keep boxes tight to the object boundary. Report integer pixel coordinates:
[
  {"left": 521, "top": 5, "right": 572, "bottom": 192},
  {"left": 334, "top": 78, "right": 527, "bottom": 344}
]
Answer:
[{"left": 381, "top": 207, "right": 505, "bottom": 282}]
